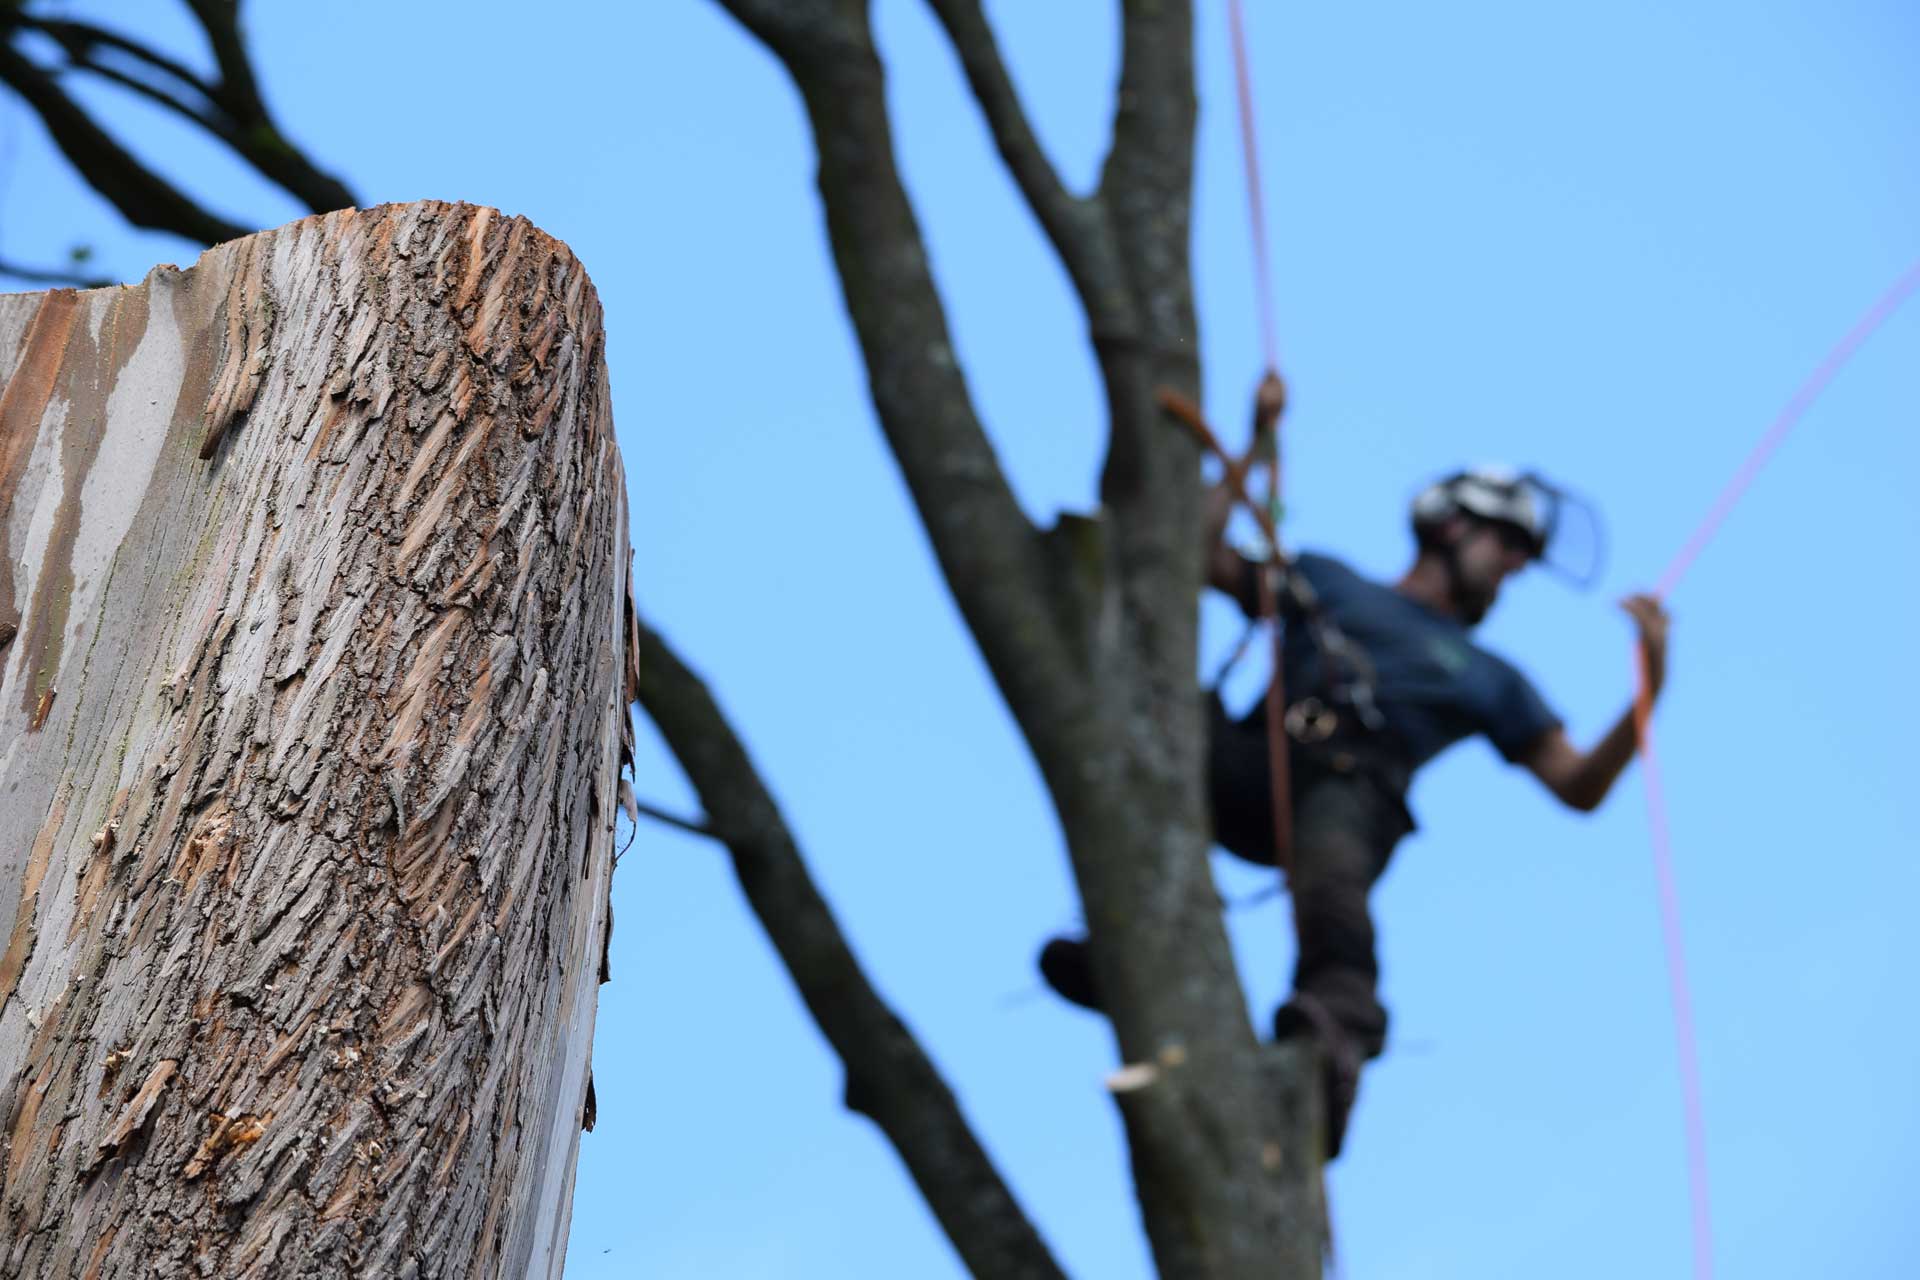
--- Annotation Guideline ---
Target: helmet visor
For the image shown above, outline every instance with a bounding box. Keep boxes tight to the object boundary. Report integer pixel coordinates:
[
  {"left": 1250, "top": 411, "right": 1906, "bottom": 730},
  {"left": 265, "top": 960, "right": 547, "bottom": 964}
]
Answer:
[{"left": 1524, "top": 472, "right": 1605, "bottom": 588}]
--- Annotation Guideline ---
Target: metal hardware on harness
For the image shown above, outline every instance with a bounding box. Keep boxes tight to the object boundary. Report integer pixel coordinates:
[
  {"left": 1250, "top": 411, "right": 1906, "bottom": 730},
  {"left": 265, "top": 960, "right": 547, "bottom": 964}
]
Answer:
[
  {"left": 1284, "top": 696, "right": 1339, "bottom": 744},
  {"left": 1271, "top": 564, "right": 1390, "bottom": 735}
]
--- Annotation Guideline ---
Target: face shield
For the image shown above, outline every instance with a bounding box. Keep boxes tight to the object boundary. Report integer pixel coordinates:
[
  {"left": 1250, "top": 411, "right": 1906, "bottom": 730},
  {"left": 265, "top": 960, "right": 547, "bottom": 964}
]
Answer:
[
  {"left": 1420, "top": 467, "right": 1607, "bottom": 589},
  {"left": 1517, "top": 471, "right": 1605, "bottom": 589}
]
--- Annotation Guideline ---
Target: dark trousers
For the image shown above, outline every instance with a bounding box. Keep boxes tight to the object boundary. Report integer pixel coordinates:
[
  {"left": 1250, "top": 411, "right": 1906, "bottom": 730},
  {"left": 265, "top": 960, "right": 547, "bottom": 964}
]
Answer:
[{"left": 1208, "top": 697, "right": 1412, "bottom": 1059}]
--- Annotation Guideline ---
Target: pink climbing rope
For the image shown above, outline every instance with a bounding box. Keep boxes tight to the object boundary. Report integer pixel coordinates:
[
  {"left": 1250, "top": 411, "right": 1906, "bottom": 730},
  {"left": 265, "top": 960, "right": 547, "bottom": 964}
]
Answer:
[
  {"left": 1227, "top": 0, "right": 1280, "bottom": 373},
  {"left": 1657, "top": 259, "right": 1920, "bottom": 598},
  {"left": 1636, "top": 257, "right": 1920, "bottom": 1280},
  {"left": 1632, "top": 651, "right": 1715, "bottom": 1280}
]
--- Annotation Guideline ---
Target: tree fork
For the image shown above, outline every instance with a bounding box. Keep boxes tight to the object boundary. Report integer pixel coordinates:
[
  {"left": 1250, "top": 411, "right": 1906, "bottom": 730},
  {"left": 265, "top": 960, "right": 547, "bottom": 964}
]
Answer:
[
  {"left": 0, "top": 201, "right": 632, "bottom": 1279},
  {"left": 707, "top": 1, "right": 1328, "bottom": 1272}
]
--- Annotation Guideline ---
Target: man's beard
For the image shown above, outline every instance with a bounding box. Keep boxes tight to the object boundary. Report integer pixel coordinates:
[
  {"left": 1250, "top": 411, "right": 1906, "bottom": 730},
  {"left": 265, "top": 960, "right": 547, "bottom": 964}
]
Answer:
[{"left": 1451, "top": 577, "right": 1496, "bottom": 626}]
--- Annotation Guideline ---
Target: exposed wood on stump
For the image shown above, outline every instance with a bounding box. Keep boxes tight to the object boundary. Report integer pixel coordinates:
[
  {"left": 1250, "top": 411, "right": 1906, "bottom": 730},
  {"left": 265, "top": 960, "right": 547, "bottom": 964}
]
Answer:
[{"left": 0, "top": 201, "right": 630, "bottom": 1279}]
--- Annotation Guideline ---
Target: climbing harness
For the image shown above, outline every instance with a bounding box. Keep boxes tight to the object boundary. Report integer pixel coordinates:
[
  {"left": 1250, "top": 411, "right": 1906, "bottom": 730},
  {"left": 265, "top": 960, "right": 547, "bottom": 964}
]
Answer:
[
  {"left": 1159, "top": 1, "right": 1399, "bottom": 911},
  {"left": 1162, "top": 389, "right": 1389, "bottom": 874}
]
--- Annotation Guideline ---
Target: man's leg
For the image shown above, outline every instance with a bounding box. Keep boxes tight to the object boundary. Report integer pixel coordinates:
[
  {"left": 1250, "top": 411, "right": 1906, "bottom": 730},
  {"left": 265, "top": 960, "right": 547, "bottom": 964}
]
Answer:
[
  {"left": 1205, "top": 694, "right": 1281, "bottom": 866},
  {"left": 1271, "top": 766, "right": 1407, "bottom": 1158},
  {"left": 1281, "top": 768, "right": 1400, "bottom": 1058}
]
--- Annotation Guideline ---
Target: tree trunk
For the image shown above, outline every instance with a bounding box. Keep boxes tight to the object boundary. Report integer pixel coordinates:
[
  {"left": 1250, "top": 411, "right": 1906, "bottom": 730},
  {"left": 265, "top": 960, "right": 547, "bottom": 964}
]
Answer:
[
  {"left": 0, "top": 201, "right": 630, "bottom": 1279},
  {"left": 708, "top": 2, "right": 1328, "bottom": 1272}
]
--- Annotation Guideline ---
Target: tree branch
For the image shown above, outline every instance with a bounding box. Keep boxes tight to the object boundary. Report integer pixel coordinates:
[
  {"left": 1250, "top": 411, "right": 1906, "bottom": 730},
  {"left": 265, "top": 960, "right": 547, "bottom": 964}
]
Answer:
[
  {"left": 0, "top": 39, "right": 249, "bottom": 244},
  {"left": 181, "top": 0, "right": 266, "bottom": 122},
  {"left": 0, "top": 256, "right": 111, "bottom": 289},
  {"left": 631, "top": 799, "right": 714, "bottom": 841},
  {"left": 6, "top": 4, "right": 358, "bottom": 225},
  {"left": 19, "top": 15, "right": 221, "bottom": 106},
  {"left": 711, "top": 0, "right": 1095, "bottom": 759},
  {"left": 50, "top": 51, "right": 235, "bottom": 142},
  {"left": 634, "top": 615, "right": 1067, "bottom": 1280},
  {"left": 702, "top": 0, "right": 858, "bottom": 62},
  {"left": 178, "top": 0, "right": 355, "bottom": 213},
  {"left": 1093, "top": 0, "right": 1201, "bottom": 514},
  {"left": 921, "top": 0, "right": 1127, "bottom": 332}
]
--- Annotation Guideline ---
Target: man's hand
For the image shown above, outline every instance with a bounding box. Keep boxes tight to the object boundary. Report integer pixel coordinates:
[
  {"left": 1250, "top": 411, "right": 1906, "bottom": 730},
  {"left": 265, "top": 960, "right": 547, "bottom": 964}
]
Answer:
[
  {"left": 1524, "top": 592, "right": 1674, "bottom": 813},
  {"left": 1198, "top": 371, "right": 1286, "bottom": 600},
  {"left": 1622, "top": 593, "right": 1671, "bottom": 696},
  {"left": 1252, "top": 371, "right": 1287, "bottom": 437}
]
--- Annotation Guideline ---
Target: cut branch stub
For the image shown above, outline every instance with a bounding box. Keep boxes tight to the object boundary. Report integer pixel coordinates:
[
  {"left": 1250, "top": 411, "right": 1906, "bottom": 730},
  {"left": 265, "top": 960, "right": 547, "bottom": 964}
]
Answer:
[{"left": 0, "top": 201, "right": 631, "bottom": 1280}]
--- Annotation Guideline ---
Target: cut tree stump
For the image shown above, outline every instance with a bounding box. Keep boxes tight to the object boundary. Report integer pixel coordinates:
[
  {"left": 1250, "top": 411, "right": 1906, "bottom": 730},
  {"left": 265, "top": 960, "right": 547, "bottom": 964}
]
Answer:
[{"left": 0, "top": 202, "right": 634, "bottom": 1279}]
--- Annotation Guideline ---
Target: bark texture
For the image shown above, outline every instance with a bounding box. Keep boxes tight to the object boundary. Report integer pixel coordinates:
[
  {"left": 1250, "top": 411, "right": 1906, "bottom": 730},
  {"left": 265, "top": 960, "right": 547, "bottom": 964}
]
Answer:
[{"left": 0, "top": 201, "right": 629, "bottom": 1279}]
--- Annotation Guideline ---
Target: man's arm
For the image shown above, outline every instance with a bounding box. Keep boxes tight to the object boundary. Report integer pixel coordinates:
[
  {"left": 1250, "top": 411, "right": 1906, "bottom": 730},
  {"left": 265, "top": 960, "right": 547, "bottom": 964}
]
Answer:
[
  {"left": 1523, "top": 594, "right": 1671, "bottom": 812},
  {"left": 1204, "top": 480, "right": 1253, "bottom": 602}
]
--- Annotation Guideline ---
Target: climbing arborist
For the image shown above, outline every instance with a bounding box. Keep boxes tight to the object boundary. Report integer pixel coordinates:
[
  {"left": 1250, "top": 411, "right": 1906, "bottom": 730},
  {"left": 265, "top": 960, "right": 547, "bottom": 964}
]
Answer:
[{"left": 1042, "top": 375, "right": 1672, "bottom": 1157}]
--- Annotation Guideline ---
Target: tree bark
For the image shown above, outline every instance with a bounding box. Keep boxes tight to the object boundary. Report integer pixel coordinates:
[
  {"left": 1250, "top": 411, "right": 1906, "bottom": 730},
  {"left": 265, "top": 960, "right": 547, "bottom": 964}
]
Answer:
[{"left": 0, "top": 201, "right": 629, "bottom": 1279}]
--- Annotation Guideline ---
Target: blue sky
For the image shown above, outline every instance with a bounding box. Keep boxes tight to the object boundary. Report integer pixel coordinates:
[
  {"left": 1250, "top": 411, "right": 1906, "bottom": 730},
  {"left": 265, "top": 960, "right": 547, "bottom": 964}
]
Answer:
[{"left": 7, "top": 2, "right": 1918, "bottom": 1277}]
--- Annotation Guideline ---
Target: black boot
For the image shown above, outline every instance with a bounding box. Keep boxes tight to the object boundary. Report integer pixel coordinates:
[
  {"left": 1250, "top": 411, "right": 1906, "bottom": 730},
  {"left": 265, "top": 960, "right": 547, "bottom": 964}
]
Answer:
[
  {"left": 1037, "top": 935, "right": 1102, "bottom": 1012},
  {"left": 1273, "top": 994, "right": 1362, "bottom": 1160}
]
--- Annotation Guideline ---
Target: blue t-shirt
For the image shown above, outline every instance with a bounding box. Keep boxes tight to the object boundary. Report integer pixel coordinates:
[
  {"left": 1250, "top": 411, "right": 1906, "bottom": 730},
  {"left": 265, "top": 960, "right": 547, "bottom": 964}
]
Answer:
[{"left": 1238, "top": 551, "right": 1561, "bottom": 770}]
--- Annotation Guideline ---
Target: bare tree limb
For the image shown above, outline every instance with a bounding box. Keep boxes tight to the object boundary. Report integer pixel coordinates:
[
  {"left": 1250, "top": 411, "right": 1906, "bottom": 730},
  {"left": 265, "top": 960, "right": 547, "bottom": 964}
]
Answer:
[
  {"left": 2, "top": 3, "right": 357, "bottom": 243},
  {"left": 182, "top": 0, "right": 268, "bottom": 121},
  {"left": 177, "top": 0, "right": 356, "bottom": 214},
  {"left": 633, "top": 616, "right": 1068, "bottom": 1280},
  {"left": 710, "top": 0, "right": 1094, "bottom": 761},
  {"left": 632, "top": 799, "right": 715, "bottom": 841},
  {"left": 14, "top": 13, "right": 240, "bottom": 149},
  {"left": 703, "top": 0, "right": 856, "bottom": 61},
  {"left": 44, "top": 51, "right": 228, "bottom": 139},
  {"left": 1094, "top": 0, "right": 1202, "bottom": 514},
  {"left": 18, "top": 15, "right": 220, "bottom": 104},
  {"left": 921, "top": 0, "right": 1128, "bottom": 333},
  {"left": 0, "top": 256, "right": 111, "bottom": 288},
  {"left": 0, "top": 39, "right": 249, "bottom": 244}
]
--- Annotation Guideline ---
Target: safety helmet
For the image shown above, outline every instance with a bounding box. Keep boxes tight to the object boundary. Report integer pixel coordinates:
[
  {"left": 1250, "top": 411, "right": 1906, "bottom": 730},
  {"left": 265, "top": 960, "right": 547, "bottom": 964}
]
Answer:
[
  {"left": 1412, "top": 466, "right": 1548, "bottom": 555},
  {"left": 1411, "top": 466, "right": 1604, "bottom": 587}
]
